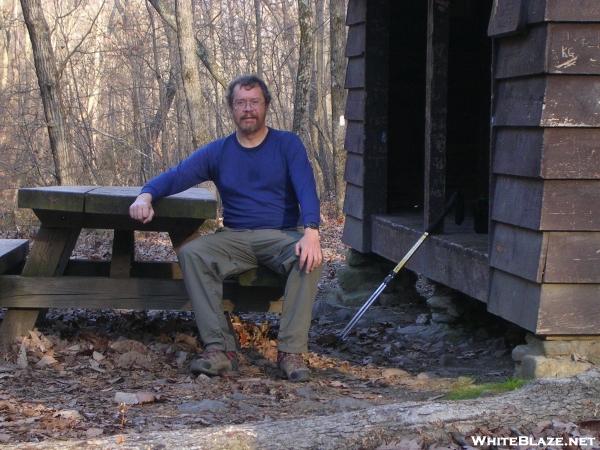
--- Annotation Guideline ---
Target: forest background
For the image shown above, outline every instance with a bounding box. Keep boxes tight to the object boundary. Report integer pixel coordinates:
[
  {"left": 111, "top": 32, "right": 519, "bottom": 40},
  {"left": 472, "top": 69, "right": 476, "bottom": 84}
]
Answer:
[{"left": 0, "top": 0, "right": 348, "bottom": 228}]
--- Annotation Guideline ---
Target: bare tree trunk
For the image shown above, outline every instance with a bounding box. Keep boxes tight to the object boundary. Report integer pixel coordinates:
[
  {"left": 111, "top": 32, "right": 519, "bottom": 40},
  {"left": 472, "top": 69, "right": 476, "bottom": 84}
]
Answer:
[
  {"left": 310, "top": 0, "right": 334, "bottom": 197},
  {"left": 254, "top": 0, "right": 263, "bottom": 77},
  {"left": 148, "top": 0, "right": 227, "bottom": 89},
  {"left": 175, "top": 0, "right": 205, "bottom": 149},
  {"left": 20, "top": 0, "right": 76, "bottom": 185},
  {"left": 329, "top": 0, "right": 347, "bottom": 216},
  {"left": 143, "top": 0, "right": 177, "bottom": 179},
  {"left": 0, "top": 0, "right": 14, "bottom": 90},
  {"left": 208, "top": 1, "right": 224, "bottom": 137},
  {"left": 165, "top": 23, "right": 181, "bottom": 167},
  {"left": 292, "top": 0, "right": 314, "bottom": 148}
]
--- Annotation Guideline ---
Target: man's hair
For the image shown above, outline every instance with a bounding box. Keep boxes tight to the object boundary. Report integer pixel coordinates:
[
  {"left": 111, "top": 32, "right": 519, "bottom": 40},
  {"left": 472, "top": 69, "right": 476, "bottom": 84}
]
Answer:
[{"left": 226, "top": 75, "right": 272, "bottom": 108}]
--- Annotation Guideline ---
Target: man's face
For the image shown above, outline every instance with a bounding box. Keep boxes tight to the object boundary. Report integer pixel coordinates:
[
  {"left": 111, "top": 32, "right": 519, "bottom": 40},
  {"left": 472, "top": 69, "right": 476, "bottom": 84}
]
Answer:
[{"left": 231, "top": 84, "right": 267, "bottom": 135}]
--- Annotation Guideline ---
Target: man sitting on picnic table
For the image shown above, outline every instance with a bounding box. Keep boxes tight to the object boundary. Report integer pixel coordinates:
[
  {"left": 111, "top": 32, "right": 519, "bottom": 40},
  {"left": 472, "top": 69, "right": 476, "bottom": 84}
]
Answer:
[{"left": 129, "top": 75, "right": 323, "bottom": 382}]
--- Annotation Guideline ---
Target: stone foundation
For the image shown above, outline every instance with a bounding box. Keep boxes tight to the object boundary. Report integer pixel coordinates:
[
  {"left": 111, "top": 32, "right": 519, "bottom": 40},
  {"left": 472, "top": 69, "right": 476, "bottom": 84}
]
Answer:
[
  {"left": 334, "top": 249, "right": 421, "bottom": 307},
  {"left": 513, "top": 334, "right": 597, "bottom": 379}
]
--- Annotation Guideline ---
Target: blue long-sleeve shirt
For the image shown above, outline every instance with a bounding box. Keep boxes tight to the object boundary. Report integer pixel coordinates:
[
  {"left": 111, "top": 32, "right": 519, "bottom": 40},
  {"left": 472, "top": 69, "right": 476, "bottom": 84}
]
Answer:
[{"left": 141, "top": 128, "right": 320, "bottom": 230}]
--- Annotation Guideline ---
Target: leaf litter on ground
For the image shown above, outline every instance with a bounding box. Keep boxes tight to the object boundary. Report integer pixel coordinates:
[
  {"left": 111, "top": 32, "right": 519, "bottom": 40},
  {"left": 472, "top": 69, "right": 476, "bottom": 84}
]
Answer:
[{"left": 0, "top": 206, "right": 594, "bottom": 448}]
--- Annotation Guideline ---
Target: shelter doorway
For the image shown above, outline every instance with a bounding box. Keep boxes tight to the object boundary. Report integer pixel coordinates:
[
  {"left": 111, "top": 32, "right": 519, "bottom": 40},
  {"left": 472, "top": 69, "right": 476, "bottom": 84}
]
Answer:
[
  {"left": 371, "top": 0, "right": 494, "bottom": 302},
  {"left": 387, "top": 0, "right": 492, "bottom": 234}
]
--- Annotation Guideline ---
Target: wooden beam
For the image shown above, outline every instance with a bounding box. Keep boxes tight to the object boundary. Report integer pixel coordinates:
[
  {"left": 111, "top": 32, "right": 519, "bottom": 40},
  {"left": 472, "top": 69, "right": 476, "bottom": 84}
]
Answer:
[
  {"left": 424, "top": 0, "right": 449, "bottom": 231},
  {"left": 32, "top": 209, "right": 204, "bottom": 232},
  {"left": 371, "top": 214, "right": 489, "bottom": 302},
  {"left": 63, "top": 260, "right": 283, "bottom": 288},
  {"left": 0, "top": 275, "right": 282, "bottom": 313}
]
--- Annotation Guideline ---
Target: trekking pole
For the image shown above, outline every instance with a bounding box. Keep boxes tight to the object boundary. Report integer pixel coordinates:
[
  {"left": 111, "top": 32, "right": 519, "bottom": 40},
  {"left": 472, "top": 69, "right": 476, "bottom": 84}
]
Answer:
[{"left": 339, "top": 193, "right": 458, "bottom": 341}]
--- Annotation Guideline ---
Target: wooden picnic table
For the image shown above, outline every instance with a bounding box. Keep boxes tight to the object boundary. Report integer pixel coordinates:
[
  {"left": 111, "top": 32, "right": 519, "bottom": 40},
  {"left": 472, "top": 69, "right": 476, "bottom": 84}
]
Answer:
[
  {"left": 0, "top": 186, "right": 217, "bottom": 345},
  {"left": 0, "top": 186, "right": 284, "bottom": 346}
]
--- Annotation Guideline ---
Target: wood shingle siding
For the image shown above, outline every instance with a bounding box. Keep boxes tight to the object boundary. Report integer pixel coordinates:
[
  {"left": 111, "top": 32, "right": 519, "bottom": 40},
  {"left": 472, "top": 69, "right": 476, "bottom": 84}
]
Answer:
[
  {"left": 345, "top": 22, "right": 365, "bottom": 57},
  {"left": 488, "top": 0, "right": 600, "bottom": 335},
  {"left": 527, "top": 0, "right": 600, "bottom": 23},
  {"left": 493, "top": 128, "right": 600, "bottom": 179},
  {"left": 344, "top": 153, "right": 364, "bottom": 187},
  {"left": 344, "top": 121, "right": 365, "bottom": 155},
  {"left": 342, "top": 0, "right": 600, "bottom": 336},
  {"left": 342, "top": 0, "right": 389, "bottom": 252},
  {"left": 494, "top": 76, "right": 600, "bottom": 127},
  {"left": 492, "top": 177, "right": 600, "bottom": 231},
  {"left": 488, "top": 269, "right": 600, "bottom": 335},
  {"left": 496, "top": 23, "right": 600, "bottom": 78}
]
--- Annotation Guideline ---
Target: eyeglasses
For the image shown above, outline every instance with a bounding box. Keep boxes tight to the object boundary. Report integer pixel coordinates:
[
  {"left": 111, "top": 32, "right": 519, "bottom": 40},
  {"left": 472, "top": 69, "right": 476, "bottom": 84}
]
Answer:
[{"left": 233, "top": 99, "right": 264, "bottom": 110}]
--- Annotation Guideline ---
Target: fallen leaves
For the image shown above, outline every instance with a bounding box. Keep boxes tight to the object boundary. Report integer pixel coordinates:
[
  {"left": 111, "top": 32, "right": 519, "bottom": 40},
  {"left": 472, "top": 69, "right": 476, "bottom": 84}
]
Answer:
[
  {"left": 115, "top": 351, "right": 153, "bottom": 370},
  {"left": 110, "top": 339, "right": 149, "bottom": 355},
  {"left": 35, "top": 355, "right": 58, "bottom": 368}
]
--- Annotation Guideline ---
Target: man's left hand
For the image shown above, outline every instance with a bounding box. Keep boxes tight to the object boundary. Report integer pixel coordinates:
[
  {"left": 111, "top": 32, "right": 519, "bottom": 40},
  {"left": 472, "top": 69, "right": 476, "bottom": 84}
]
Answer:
[{"left": 295, "top": 228, "right": 323, "bottom": 274}]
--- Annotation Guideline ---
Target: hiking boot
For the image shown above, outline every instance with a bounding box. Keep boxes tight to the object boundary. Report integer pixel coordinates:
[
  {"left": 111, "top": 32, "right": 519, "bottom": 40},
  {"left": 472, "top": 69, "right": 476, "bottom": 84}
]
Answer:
[
  {"left": 190, "top": 349, "right": 238, "bottom": 376},
  {"left": 277, "top": 351, "right": 310, "bottom": 382}
]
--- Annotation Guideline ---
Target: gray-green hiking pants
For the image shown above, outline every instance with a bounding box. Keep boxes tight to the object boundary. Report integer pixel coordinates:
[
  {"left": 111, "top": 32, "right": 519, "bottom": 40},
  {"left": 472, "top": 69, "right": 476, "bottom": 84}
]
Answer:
[{"left": 176, "top": 227, "right": 322, "bottom": 353}]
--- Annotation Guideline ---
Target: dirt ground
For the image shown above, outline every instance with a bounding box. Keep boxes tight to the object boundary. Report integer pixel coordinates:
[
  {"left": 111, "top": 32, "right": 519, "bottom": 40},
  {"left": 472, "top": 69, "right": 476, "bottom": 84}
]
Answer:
[
  {"left": 0, "top": 213, "right": 532, "bottom": 448},
  {"left": 10, "top": 211, "right": 600, "bottom": 449}
]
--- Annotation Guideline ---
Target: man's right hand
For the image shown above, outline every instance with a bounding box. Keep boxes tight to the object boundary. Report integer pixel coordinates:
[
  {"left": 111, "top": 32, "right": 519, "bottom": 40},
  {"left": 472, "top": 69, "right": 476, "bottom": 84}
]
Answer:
[{"left": 129, "top": 193, "right": 154, "bottom": 224}]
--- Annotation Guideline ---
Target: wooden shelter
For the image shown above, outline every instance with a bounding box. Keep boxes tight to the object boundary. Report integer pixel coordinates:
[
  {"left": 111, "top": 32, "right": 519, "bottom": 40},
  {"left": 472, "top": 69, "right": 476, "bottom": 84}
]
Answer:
[{"left": 342, "top": 0, "right": 600, "bottom": 336}]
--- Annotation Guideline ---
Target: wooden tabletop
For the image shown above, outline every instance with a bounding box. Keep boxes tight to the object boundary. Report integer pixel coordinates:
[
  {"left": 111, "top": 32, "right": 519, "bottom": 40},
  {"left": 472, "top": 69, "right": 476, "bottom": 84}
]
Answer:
[{"left": 18, "top": 186, "right": 217, "bottom": 220}]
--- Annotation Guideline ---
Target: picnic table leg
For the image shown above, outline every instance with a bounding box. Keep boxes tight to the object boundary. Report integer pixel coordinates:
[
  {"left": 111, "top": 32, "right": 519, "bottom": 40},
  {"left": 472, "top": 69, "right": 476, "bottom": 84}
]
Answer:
[
  {"left": 0, "top": 226, "right": 81, "bottom": 347},
  {"left": 110, "top": 229, "right": 134, "bottom": 278},
  {"left": 168, "top": 225, "right": 202, "bottom": 250}
]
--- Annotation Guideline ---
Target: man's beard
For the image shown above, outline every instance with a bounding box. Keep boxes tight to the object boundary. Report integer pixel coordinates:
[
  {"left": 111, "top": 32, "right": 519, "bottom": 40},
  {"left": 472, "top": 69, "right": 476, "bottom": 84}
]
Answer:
[{"left": 236, "top": 114, "right": 264, "bottom": 134}]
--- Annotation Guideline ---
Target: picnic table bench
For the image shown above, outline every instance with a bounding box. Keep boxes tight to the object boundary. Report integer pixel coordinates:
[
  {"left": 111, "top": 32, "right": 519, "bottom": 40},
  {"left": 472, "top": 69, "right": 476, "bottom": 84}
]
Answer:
[
  {"left": 0, "top": 239, "right": 28, "bottom": 275},
  {"left": 0, "top": 186, "right": 284, "bottom": 345}
]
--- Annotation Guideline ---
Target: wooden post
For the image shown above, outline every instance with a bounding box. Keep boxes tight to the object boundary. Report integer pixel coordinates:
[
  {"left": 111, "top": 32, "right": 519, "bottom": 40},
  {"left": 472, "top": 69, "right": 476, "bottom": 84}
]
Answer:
[
  {"left": 0, "top": 226, "right": 80, "bottom": 346},
  {"left": 110, "top": 230, "right": 134, "bottom": 278},
  {"left": 424, "top": 0, "right": 449, "bottom": 231}
]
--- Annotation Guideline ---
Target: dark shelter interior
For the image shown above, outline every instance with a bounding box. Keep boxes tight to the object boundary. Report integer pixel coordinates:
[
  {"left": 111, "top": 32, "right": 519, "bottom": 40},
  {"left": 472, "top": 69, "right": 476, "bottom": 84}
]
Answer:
[{"left": 387, "top": 0, "right": 492, "bottom": 234}]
